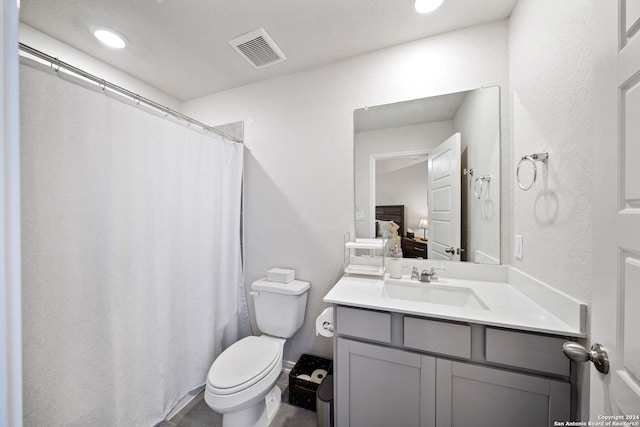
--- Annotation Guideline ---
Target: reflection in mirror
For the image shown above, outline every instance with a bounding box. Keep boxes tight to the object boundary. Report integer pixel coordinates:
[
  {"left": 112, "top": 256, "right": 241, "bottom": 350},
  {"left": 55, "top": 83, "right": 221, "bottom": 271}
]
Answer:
[{"left": 354, "top": 86, "right": 500, "bottom": 264}]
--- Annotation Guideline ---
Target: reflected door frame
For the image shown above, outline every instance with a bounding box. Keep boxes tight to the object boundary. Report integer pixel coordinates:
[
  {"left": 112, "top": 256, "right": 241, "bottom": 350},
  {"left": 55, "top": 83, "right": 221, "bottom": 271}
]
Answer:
[{"left": 368, "top": 149, "right": 430, "bottom": 238}]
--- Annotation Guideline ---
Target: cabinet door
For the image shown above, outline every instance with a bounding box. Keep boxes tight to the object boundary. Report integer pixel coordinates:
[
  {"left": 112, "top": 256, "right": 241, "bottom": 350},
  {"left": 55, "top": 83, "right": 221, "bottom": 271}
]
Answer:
[
  {"left": 436, "top": 360, "right": 570, "bottom": 427},
  {"left": 336, "top": 338, "right": 436, "bottom": 427}
]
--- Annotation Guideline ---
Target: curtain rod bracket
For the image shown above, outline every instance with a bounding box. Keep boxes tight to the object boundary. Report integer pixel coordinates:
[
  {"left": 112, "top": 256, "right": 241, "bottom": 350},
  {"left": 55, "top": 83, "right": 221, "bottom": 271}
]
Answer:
[{"left": 50, "top": 57, "right": 60, "bottom": 72}]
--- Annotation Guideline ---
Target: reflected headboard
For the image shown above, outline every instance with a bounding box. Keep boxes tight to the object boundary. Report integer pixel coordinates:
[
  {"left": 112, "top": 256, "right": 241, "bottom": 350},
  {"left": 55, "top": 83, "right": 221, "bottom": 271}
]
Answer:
[{"left": 375, "top": 205, "right": 405, "bottom": 238}]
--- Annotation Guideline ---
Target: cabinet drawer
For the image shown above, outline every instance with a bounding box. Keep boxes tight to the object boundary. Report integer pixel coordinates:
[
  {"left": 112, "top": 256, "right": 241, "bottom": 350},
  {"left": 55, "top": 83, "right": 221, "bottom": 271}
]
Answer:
[
  {"left": 485, "top": 328, "right": 569, "bottom": 376},
  {"left": 336, "top": 306, "right": 391, "bottom": 343},
  {"left": 404, "top": 317, "right": 471, "bottom": 359},
  {"left": 405, "top": 244, "right": 426, "bottom": 258}
]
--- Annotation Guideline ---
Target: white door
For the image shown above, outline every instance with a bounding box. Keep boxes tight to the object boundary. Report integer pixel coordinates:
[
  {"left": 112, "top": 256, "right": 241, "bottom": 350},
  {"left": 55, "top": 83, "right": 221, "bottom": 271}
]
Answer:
[
  {"left": 427, "top": 133, "right": 461, "bottom": 261},
  {"left": 591, "top": 0, "right": 640, "bottom": 416}
]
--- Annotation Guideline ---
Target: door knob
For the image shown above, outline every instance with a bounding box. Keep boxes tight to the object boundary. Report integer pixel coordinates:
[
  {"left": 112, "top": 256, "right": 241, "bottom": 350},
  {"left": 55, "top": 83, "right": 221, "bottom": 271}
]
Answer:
[
  {"left": 562, "top": 342, "right": 609, "bottom": 374},
  {"left": 445, "top": 247, "right": 455, "bottom": 254}
]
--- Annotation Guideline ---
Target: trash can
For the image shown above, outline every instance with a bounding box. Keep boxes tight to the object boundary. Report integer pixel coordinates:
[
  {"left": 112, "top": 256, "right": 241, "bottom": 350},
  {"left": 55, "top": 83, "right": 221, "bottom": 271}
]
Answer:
[
  {"left": 289, "top": 354, "right": 332, "bottom": 411},
  {"left": 316, "top": 374, "right": 333, "bottom": 427}
]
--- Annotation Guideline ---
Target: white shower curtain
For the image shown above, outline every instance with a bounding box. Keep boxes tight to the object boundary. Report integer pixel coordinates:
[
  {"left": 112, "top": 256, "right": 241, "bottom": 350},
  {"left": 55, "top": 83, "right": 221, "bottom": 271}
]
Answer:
[{"left": 20, "top": 59, "right": 247, "bottom": 426}]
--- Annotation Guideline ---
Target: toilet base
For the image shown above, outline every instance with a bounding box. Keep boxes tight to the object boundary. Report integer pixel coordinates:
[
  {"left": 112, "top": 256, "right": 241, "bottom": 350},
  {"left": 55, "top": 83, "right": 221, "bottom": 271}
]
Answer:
[
  {"left": 220, "top": 385, "right": 281, "bottom": 427},
  {"left": 265, "top": 385, "right": 282, "bottom": 423}
]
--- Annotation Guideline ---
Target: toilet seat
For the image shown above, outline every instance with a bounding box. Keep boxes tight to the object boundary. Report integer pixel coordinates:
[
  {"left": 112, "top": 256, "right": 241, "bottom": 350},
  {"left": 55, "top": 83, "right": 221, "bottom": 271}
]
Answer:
[{"left": 207, "top": 336, "right": 282, "bottom": 396}]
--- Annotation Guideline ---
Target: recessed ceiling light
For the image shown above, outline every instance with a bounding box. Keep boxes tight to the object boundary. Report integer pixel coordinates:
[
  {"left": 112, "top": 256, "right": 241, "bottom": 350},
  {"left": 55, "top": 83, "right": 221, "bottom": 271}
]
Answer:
[
  {"left": 414, "top": 0, "right": 444, "bottom": 14},
  {"left": 91, "top": 27, "right": 128, "bottom": 49}
]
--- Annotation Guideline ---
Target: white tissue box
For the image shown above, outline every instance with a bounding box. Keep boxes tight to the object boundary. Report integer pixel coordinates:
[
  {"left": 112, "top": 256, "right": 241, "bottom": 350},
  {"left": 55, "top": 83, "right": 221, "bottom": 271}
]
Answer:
[{"left": 267, "top": 268, "right": 295, "bottom": 283}]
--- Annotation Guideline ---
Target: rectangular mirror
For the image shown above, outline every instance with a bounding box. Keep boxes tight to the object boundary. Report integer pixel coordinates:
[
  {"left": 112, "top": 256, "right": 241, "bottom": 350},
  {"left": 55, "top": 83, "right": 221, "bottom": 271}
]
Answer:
[{"left": 354, "top": 86, "right": 500, "bottom": 264}]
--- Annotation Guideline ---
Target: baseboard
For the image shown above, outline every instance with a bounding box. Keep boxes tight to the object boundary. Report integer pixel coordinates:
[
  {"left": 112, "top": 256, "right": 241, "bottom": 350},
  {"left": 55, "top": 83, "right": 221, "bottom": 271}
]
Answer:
[
  {"left": 282, "top": 359, "right": 296, "bottom": 374},
  {"left": 165, "top": 385, "right": 205, "bottom": 421}
]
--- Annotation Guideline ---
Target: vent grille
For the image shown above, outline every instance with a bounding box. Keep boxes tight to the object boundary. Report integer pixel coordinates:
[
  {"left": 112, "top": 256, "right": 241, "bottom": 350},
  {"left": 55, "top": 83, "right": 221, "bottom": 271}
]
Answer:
[{"left": 229, "top": 28, "right": 286, "bottom": 69}]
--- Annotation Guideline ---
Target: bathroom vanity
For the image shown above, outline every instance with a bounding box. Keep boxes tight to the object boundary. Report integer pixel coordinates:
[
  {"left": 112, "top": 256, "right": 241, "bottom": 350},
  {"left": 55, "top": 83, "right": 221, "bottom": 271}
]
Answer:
[{"left": 323, "top": 267, "right": 586, "bottom": 427}]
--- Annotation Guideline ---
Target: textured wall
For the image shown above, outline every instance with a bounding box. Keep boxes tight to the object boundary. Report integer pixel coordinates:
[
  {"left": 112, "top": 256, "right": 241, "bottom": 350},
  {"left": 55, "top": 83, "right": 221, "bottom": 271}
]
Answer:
[
  {"left": 376, "top": 161, "right": 429, "bottom": 234},
  {"left": 509, "top": 1, "right": 594, "bottom": 418},
  {"left": 183, "top": 21, "right": 510, "bottom": 363},
  {"left": 509, "top": 0, "right": 594, "bottom": 304}
]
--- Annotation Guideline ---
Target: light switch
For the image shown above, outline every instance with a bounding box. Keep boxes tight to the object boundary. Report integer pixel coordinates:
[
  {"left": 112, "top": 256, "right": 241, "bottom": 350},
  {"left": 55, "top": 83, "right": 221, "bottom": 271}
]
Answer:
[
  {"left": 514, "top": 235, "right": 523, "bottom": 260},
  {"left": 355, "top": 210, "right": 365, "bottom": 221}
]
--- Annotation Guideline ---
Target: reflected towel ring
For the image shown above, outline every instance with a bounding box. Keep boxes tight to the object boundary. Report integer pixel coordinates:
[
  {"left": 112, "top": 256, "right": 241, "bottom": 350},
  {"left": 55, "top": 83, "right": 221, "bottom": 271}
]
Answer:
[
  {"left": 473, "top": 175, "right": 491, "bottom": 199},
  {"left": 516, "top": 152, "right": 549, "bottom": 191}
]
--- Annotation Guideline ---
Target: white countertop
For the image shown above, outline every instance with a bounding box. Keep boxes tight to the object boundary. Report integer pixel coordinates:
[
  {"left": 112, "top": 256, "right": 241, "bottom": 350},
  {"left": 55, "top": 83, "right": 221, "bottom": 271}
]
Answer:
[{"left": 323, "top": 273, "right": 586, "bottom": 338}]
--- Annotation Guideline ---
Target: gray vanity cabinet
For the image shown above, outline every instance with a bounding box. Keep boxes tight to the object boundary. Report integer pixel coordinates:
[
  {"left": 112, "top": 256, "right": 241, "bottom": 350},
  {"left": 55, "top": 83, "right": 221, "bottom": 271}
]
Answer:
[
  {"left": 336, "top": 338, "right": 436, "bottom": 427},
  {"left": 333, "top": 305, "right": 572, "bottom": 427},
  {"left": 436, "top": 359, "right": 570, "bottom": 427}
]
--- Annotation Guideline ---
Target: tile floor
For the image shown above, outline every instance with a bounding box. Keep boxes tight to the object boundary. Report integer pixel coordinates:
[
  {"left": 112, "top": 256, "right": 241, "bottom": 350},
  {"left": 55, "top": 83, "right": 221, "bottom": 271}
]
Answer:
[{"left": 157, "top": 372, "right": 318, "bottom": 427}]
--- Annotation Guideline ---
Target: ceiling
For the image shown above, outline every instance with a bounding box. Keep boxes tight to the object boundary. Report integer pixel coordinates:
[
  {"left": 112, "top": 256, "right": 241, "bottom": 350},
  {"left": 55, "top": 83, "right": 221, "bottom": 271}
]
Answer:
[
  {"left": 19, "top": 0, "right": 517, "bottom": 102},
  {"left": 354, "top": 90, "right": 467, "bottom": 133},
  {"left": 377, "top": 157, "right": 428, "bottom": 176}
]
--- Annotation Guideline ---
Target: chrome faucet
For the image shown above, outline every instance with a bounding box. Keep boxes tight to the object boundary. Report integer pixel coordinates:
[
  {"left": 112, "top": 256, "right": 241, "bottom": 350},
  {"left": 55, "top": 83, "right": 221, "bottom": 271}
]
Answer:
[{"left": 420, "top": 267, "right": 443, "bottom": 282}]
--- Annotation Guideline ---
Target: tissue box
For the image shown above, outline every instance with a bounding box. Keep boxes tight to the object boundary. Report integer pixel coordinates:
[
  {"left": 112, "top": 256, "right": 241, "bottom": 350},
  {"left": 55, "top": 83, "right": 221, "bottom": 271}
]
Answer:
[{"left": 267, "top": 268, "right": 295, "bottom": 283}]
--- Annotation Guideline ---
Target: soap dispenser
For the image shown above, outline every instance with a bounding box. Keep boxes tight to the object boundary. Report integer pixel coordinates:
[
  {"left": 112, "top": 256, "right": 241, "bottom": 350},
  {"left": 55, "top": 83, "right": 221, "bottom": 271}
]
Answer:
[{"left": 389, "top": 244, "right": 403, "bottom": 279}]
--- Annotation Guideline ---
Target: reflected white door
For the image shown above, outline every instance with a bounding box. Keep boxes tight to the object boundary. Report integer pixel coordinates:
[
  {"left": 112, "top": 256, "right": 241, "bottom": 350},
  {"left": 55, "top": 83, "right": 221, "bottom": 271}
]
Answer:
[
  {"left": 591, "top": 0, "right": 640, "bottom": 416},
  {"left": 427, "top": 133, "right": 461, "bottom": 261}
]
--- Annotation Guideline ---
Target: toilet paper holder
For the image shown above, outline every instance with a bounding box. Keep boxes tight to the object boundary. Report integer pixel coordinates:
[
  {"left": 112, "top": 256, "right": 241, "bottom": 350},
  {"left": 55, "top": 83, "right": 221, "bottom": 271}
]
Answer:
[
  {"left": 316, "top": 307, "right": 334, "bottom": 337},
  {"left": 322, "top": 321, "right": 334, "bottom": 333}
]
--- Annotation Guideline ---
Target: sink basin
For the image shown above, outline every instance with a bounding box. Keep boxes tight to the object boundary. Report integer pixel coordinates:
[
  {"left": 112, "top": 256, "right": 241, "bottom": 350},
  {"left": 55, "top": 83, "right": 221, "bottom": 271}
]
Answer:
[{"left": 382, "top": 279, "right": 489, "bottom": 310}]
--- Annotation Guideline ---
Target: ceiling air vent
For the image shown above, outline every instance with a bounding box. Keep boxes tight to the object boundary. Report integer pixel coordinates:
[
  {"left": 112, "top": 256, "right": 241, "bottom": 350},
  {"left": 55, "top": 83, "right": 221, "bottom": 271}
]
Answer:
[{"left": 229, "top": 28, "right": 287, "bottom": 69}]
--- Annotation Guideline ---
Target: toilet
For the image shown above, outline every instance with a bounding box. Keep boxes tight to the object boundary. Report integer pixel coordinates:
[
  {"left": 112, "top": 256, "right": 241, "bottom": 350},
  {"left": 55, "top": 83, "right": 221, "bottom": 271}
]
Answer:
[{"left": 204, "top": 278, "right": 310, "bottom": 427}]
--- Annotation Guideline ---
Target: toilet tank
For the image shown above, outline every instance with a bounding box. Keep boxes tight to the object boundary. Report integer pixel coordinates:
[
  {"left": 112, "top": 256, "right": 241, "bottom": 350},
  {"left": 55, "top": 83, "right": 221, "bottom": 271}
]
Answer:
[{"left": 251, "top": 278, "right": 310, "bottom": 338}]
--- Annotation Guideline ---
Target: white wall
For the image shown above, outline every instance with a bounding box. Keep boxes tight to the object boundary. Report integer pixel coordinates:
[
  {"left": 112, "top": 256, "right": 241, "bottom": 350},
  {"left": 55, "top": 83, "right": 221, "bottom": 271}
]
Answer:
[
  {"left": 376, "top": 161, "right": 429, "bottom": 236},
  {"left": 19, "top": 24, "right": 180, "bottom": 110},
  {"left": 509, "top": 0, "right": 594, "bottom": 419},
  {"left": 354, "top": 121, "right": 453, "bottom": 237},
  {"left": 183, "top": 20, "right": 510, "bottom": 362},
  {"left": 453, "top": 87, "right": 501, "bottom": 263},
  {"left": 509, "top": 1, "right": 593, "bottom": 304}
]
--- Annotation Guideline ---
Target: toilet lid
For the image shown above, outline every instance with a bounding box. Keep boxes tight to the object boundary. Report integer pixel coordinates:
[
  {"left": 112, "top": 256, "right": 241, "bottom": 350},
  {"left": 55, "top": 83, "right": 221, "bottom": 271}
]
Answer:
[{"left": 207, "top": 336, "right": 282, "bottom": 395}]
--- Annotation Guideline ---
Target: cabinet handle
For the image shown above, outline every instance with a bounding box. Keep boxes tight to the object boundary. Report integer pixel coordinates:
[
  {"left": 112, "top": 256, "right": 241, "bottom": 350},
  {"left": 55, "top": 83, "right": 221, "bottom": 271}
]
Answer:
[
  {"left": 562, "top": 342, "right": 609, "bottom": 374},
  {"left": 413, "top": 246, "right": 424, "bottom": 251}
]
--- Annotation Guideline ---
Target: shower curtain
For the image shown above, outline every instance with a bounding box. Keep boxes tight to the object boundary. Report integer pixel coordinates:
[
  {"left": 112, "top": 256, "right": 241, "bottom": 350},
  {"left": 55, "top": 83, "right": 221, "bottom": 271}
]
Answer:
[{"left": 19, "top": 59, "right": 247, "bottom": 426}]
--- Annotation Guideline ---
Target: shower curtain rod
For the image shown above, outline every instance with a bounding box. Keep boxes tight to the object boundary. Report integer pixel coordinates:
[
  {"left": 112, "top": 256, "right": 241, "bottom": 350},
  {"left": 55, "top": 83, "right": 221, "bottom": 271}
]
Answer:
[{"left": 18, "top": 42, "right": 243, "bottom": 143}]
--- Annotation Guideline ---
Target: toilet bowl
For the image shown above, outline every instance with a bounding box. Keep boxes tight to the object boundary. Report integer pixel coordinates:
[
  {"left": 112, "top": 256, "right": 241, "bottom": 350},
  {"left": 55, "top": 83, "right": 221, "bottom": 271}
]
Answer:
[
  {"left": 204, "top": 278, "right": 310, "bottom": 427},
  {"left": 205, "top": 335, "right": 284, "bottom": 427}
]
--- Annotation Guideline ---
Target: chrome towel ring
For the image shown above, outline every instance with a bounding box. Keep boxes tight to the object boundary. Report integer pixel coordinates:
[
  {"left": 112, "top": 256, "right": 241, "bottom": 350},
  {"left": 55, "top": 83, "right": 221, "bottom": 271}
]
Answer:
[
  {"left": 516, "top": 152, "right": 549, "bottom": 191},
  {"left": 473, "top": 175, "right": 491, "bottom": 199}
]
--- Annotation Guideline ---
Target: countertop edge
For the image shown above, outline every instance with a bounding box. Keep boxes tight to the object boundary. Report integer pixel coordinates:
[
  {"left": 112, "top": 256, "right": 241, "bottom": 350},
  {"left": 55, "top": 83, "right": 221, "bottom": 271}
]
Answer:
[{"left": 323, "top": 273, "right": 587, "bottom": 339}]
